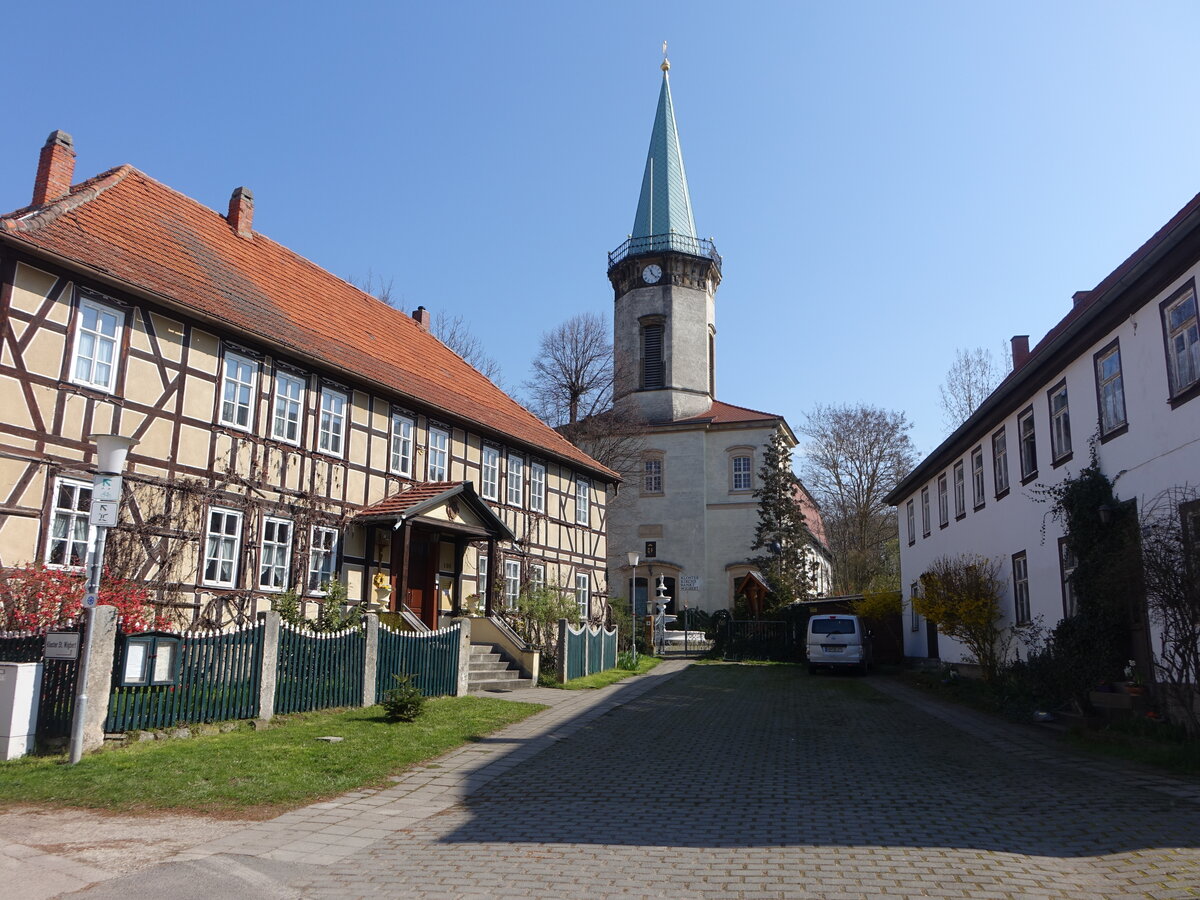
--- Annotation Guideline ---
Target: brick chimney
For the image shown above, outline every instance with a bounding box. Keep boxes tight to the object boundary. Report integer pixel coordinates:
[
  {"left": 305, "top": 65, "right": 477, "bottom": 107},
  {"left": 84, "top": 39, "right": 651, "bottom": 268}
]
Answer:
[
  {"left": 411, "top": 306, "right": 431, "bottom": 331},
  {"left": 1011, "top": 335, "right": 1031, "bottom": 370},
  {"left": 32, "top": 130, "right": 76, "bottom": 207},
  {"left": 1072, "top": 290, "right": 1092, "bottom": 309},
  {"left": 227, "top": 187, "right": 254, "bottom": 238}
]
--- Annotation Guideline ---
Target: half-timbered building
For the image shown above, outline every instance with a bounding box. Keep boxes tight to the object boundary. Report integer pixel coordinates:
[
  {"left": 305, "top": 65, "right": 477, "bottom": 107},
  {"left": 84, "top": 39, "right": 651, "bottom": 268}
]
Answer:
[{"left": 0, "top": 130, "right": 618, "bottom": 630}]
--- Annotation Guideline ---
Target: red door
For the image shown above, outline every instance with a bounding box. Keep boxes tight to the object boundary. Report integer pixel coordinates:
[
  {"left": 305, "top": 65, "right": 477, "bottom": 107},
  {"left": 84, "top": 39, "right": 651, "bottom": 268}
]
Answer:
[{"left": 407, "top": 533, "right": 439, "bottom": 628}]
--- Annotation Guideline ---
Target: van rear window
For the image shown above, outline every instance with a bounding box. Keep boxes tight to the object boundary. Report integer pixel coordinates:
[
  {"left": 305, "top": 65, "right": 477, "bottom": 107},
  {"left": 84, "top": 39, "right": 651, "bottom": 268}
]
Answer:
[{"left": 812, "top": 619, "right": 856, "bottom": 635}]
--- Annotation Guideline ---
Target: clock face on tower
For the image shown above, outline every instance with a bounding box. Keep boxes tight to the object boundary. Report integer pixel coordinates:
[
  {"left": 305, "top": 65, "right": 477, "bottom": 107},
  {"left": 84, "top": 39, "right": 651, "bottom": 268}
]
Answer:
[{"left": 642, "top": 264, "right": 662, "bottom": 284}]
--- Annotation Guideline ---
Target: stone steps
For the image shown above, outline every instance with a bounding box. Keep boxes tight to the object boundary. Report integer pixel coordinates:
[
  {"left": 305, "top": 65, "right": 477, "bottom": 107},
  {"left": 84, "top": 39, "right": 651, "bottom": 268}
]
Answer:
[{"left": 468, "top": 642, "right": 533, "bottom": 691}]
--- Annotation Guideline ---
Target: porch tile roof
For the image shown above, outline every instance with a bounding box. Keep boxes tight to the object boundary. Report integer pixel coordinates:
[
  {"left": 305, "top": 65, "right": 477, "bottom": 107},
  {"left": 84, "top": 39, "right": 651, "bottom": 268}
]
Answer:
[{"left": 355, "top": 482, "right": 462, "bottom": 518}]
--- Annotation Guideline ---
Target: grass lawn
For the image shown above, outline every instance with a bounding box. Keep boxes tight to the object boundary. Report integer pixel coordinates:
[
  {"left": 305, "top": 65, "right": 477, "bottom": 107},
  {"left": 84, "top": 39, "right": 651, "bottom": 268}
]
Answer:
[
  {"left": 0, "top": 696, "right": 543, "bottom": 817},
  {"left": 548, "top": 655, "right": 661, "bottom": 690}
]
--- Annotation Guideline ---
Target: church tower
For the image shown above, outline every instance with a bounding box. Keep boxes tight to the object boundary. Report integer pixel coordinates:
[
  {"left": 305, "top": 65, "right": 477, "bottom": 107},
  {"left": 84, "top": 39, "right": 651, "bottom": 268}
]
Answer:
[{"left": 609, "top": 56, "right": 722, "bottom": 424}]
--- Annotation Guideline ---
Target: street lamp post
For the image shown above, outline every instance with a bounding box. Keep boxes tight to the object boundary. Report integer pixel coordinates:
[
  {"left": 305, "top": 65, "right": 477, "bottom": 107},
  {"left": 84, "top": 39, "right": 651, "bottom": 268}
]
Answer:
[
  {"left": 626, "top": 551, "right": 639, "bottom": 666},
  {"left": 69, "top": 433, "right": 137, "bottom": 764}
]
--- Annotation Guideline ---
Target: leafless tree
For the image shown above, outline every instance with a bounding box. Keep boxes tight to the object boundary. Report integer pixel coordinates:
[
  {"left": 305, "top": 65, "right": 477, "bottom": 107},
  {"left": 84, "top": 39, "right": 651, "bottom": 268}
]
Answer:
[
  {"left": 432, "top": 311, "right": 506, "bottom": 388},
  {"left": 346, "top": 268, "right": 399, "bottom": 308},
  {"left": 524, "top": 312, "right": 613, "bottom": 426},
  {"left": 799, "top": 403, "right": 918, "bottom": 595},
  {"left": 938, "top": 346, "right": 1006, "bottom": 432}
]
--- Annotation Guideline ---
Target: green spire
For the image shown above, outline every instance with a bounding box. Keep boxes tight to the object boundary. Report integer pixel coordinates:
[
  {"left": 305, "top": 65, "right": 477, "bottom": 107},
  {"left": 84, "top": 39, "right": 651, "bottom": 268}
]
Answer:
[{"left": 631, "top": 58, "right": 698, "bottom": 246}]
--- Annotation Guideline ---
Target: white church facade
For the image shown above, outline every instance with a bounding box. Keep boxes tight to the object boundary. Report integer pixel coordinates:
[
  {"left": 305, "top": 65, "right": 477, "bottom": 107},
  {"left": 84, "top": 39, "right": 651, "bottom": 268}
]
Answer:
[{"left": 603, "top": 59, "right": 832, "bottom": 617}]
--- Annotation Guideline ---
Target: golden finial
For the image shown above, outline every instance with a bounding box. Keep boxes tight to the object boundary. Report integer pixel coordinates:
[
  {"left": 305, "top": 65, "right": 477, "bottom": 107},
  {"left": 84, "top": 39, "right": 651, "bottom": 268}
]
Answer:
[{"left": 661, "top": 41, "right": 670, "bottom": 72}]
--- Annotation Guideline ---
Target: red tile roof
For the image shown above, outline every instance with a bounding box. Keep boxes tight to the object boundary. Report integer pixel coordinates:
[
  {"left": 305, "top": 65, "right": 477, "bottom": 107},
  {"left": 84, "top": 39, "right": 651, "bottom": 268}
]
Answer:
[
  {"left": 673, "top": 399, "right": 783, "bottom": 426},
  {"left": 1, "top": 166, "right": 618, "bottom": 482},
  {"left": 355, "top": 481, "right": 463, "bottom": 518}
]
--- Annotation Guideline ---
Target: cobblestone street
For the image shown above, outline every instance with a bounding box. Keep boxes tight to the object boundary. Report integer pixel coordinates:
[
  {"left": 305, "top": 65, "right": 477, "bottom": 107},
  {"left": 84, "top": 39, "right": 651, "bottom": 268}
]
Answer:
[{"left": 66, "top": 662, "right": 1200, "bottom": 898}]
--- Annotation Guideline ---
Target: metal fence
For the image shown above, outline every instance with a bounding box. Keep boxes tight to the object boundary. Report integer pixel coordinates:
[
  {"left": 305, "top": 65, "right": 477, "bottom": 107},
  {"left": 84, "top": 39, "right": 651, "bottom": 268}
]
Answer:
[
  {"left": 562, "top": 623, "right": 618, "bottom": 680},
  {"left": 1, "top": 629, "right": 80, "bottom": 743},
  {"left": 106, "top": 622, "right": 263, "bottom": 733},
  {"left": 0, "top": 631, "right": 44, "bottom": 662},
  {"left": 274, "top": 622, "right": 365, "bottom": 715},
  {"left": 720, "top": 620, "right": 798, "bottom": 661},
  {"left": 376, "top": 622, "right": 461, "bottom": 699}
]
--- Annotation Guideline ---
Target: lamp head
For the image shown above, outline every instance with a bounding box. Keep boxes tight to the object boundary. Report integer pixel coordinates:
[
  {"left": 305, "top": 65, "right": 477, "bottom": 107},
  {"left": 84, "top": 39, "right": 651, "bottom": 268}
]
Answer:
[
  {"left": 89, "top": 433, "right": 138, "bottom": 474},
  {"left": 627, "top": 551, "right": 639, "bottom": 567}
]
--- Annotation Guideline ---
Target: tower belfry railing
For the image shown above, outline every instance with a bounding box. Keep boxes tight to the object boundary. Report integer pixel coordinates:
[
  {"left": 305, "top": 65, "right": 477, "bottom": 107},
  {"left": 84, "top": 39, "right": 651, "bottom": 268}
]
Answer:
[{"left": 608, "top": 233, "right": 721, "bottom": 272}]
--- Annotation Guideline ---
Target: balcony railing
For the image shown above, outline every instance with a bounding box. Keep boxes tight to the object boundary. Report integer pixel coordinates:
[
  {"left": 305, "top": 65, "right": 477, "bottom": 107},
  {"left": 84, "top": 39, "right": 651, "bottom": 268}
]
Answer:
[{"left": 608, "top": 233, "right": 722, "bottom": 272}]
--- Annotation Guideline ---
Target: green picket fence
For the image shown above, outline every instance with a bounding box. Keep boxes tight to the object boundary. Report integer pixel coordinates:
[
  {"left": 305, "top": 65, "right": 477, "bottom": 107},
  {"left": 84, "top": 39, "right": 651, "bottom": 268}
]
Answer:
[
  {"left": 564, "top": 625, "right": 587, "bottom": 680},
  {"left": 601, "top": 625, "right": 617, "bottom": 670},
  {"left": 564, "top": 623, "right": 617, "bottom": 680},
  {"left": 376, "top": 622, "right": 460, "bottom": 698},
  {"left": 274, "top": 622, "right": 365, "bottom": 715},
  {"left": 106, "top": 622, "right": 264, "bottom": 732}
]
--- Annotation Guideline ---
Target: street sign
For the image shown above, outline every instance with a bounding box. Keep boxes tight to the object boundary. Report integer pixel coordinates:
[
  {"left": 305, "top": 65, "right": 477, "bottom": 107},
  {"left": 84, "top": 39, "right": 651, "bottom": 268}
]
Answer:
[
  {"left": 91, "top": 474, "right": 122, "bottom": 503},
  {"left": 89, "top": 500, "right": 119, "bottom": 527},
  {"left": 82, "top": 592, "right": 99, "bottom": 608},
  {"left": 45, "top": 632, "right": 81, "bottom": 660},
  {"left": 680, "top": 575, "right": 702, "bottom": 591}
]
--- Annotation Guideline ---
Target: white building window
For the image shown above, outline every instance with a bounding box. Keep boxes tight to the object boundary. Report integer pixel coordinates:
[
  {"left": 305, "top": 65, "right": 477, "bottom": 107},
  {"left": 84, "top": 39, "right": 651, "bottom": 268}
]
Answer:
[
  {"left": 529, "top": 462, "right": 546, "bottom": 513},
  {"left": 1012, "top": 552, "right": 1030, "bottom": 625},
  {"left": 272, "top": 371, "right": 304, "bottom": 445},
  {"left": 220, "top": 351, "right": 258, "bottom": 431},
  {"left": 507, "top": 453, "right": 524, "bottom": 506},
  {"left": 971, "top": 446, "right": 985, "bottom": 508},
  {"left": 318, "top": 387, "right": 347, "bottom": 457},
  {"left": 575, "top": 477, "right": 590, "bottom": 525},
  {"left": 575, "top": 572, "right": 590, "bottom": 621},
  {"left": 390, "top": 414, "right": 414, "bottom": 477},
  {"left": 427, "top": 428, "right": 449, "bottom": 481},
  {"left": 1095, "top": 343, "right": 1127, "bottom": 436},
  {"left": 953, "top": 461, "right": 965, "bottom": 518},
  {"left": 259, "top": 517, "right": 293, "bottom": 591},
  {"left": 644, "top": 458, "right": 663, "bottom": 494},
  {"left": 937, "top": 474, "right": 949, "bottom": 527},
  {"left": 203, "top": 508, "right": 243, "bottom": 588},
  {"left": 530, "top": 563, "right": 545, "bottom": 592},
  {"left": 1018, "top": 407, "right": 1037, "bottom": 480},
  {"left": 731, "top": 455, "right": 752, "bottom": 492},
  {"left": 1048, "top": 382, "right": 1071, "bottom": 463},
  {"left": 1059, "top": 539, "right": 1078, "bottom": 618},
  {"left": 504, "top": 559, "right": 521, "bottom": 608},
  {"left": 46, "top": 478, "right": 92, "bottom": 569},
  {"left": 70, "top": 296, "right": 123, "bottom": 392},
  {"left": 992, "top": 428, "right": 1009, "bottom": 496},
  {"left": 477, "top": 553, "right": 489, "bottom": 600},
  {"left": 910, "top": 581, "right": 921, "bottom": 632},
  {"left": 920, "top": 487, "right": 930, "bottom": 537},
  {"left": 481, "top": 446, "right": 500, "bottom": 500},
  {"left": 1164, "top": 286, "right": 1200, "bottom": 397},
  {"left": 905, "top": 499, "right": 916, "bottom": 546},
  {"left": 308, "top": 526, "right": 339, "bottom": 594}
]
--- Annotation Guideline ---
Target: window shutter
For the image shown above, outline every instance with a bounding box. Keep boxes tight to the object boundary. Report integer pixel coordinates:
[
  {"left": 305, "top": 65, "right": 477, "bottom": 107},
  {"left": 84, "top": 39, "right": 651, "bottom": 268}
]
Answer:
[{"left": 643, "top": 324, "right": 664, "bottom": 389}]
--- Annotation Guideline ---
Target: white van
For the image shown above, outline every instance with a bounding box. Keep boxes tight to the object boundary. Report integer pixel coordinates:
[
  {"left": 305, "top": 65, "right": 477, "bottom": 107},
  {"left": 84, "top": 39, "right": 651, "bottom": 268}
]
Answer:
[{"left": 806, "top": 614, "right": 872, "bottom": 675}]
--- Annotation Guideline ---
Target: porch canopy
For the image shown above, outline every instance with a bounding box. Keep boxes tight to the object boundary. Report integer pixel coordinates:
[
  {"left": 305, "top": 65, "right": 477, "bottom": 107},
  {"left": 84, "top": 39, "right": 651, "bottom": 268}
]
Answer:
[
  {"left": 354, "top": 481, "right": 515, "bottom": 629},
  {"left": 735, "top": 570, "right": 771, "bottom": 620}
]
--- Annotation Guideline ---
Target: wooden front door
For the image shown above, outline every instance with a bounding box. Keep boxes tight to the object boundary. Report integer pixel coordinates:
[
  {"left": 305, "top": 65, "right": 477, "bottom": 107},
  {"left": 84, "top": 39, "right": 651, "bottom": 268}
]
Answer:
[{"left": 407, "top": 532, "right": 440, "bottom": 629}]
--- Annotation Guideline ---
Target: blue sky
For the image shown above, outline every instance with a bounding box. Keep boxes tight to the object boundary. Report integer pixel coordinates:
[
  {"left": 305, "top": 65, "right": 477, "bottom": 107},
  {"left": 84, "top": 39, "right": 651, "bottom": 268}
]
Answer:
[{"left": 5, "top": 2, "right": 1200, "bottom": 459}]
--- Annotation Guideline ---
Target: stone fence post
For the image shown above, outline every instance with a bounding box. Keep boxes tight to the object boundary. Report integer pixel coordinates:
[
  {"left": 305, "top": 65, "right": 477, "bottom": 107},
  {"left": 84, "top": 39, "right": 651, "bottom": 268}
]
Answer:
[
  {"left": 79, "top": 605, "right": 117, "bottom": 753},
  {"left": 556, "top": 618, "right": 569, "bottom": 683},
  {"left": 257, "top": 610, "right": 280, "bottom": 721},
  {"left": 454, "top": 617, "right": 472, "bottom": 696},
  {"left": 362, "top": 614, "right": 379, "bottom": 707}
]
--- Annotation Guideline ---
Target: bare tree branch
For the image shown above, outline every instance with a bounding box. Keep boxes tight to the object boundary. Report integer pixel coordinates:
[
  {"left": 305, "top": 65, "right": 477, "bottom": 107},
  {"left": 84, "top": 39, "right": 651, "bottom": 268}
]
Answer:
[
  {"left": 938, "top": 346, "right": 1006, "bottom": 432},
  {"left": 433, "top": 311, "right": 506, "bottom": 388},
  {"left": 523, "top": 312, "right": 613, "bottom": 426}
]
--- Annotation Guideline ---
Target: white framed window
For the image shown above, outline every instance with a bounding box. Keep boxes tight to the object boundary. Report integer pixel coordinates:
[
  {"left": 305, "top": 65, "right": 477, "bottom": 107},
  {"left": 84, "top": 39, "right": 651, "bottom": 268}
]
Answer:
[
  {"left": 971, "top": 446, "right": 985, "bottom": 508},
  {"left": 992, "top": 428, "right": 1009, "bottom": 496},
  {"left": 427, "top": 427, "right": 449, "bottom": 481},
  {"left": 307, "top": 526, "right": 339, "bottom": 595},
  {"left": 258, "top": 517, "right": 293, "bottom": 591},
  {"left": 575, "top": 477, "right": 590, "bottom": 525},
  {"left": 70, "top": 296, "right": 123, "bottom": 392},
  {"left": 937, "top": 474, "right": 949, "bottom": 527},
  {"left": 644, "top": 457, "right": 663, "bottom": 494},
  {"left": 203, "top": 507, "right": 243, "bottom": 588},
  {"left": 1048, "top": 382, "right": 1071, "bottom": 462},
  {"left": 1095, "top": 342, "right": 1127, "bottom": 436},
  {"left": 575, "top": 573, "right": 590, "bottom": 620},
  {"left": 910, "top": 581, "right": 920, "bottom": 632},
  {"left": 220, "top": 351, "right": 258, "bottom": 431},
  {"left": 318, "top": 387, "right": 347, "bottom": 456},
  {"left": 481, "top": 446, "right": 500, "bottom": 500},
  {"left": 507, "top": 453, "right": 524, "bottom": 506},
  {"left": 390, "top": 413, "right": 414, "bottom": 477},
  {"left": 920, "top": 487, "right": 930, "bottom": 537},
  {"left": 530, "top": 563, "right": 545, "bottom": 592},
  {"left": 529, "top": 462, "right": 546, "bottom": 513},
  {"left": 1163, "top": 286, "right": 1200, "bottom": 397},
  {"left": 731, "top": 455, "right": 752, "bottom": 492},
  {"left": 477, "top": 553, "right": 489, "bottom": 600},
  {"left": 46, "top": 478, "right": 92, "bottom": 569},
  {"left": 1018, "top": 407, "right": 1037, "bottom": 480},
  {"left": 953, "top": 461, "right": 965, "bottom": 518},
  {"left": 271, "top": 371, "right": 304, "bottom": 444},
  {"left": 504, "top": 559, "right": 521, "bottom": 608},
  {"left": 905, "top": 499, "right": 916, "bottom": 546},
  {"left": 1012, "top": 552, "right": 1030, "bottom": 625},
  {"left": 1059, "top": 538, "right": 1078, "bottom": 618}
]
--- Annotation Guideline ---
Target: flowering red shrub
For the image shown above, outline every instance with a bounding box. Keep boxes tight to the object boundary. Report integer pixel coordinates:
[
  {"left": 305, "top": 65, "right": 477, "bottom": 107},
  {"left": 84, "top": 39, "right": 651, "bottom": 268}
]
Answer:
[{"left": 0, "top": 563, "right": 168, "bottom": 632}]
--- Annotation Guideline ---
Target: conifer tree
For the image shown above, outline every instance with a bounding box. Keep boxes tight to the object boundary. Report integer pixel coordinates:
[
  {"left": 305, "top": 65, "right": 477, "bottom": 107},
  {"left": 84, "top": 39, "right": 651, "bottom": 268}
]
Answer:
[{"left": 751, "top": 430, "right": 815, "bottom": 610}]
